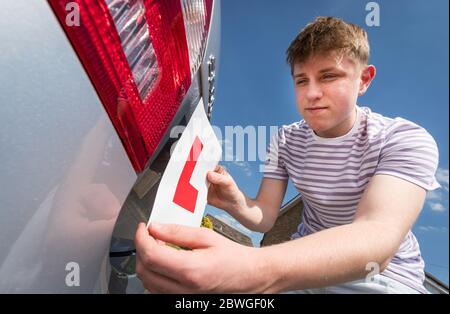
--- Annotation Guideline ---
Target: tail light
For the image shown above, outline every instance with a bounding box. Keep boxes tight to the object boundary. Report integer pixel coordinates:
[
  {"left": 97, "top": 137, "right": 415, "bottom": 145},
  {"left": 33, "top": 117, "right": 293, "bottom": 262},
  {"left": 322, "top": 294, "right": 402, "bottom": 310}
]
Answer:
[{"left": 48, "top": 0, "right": 213, "bottom": 172}]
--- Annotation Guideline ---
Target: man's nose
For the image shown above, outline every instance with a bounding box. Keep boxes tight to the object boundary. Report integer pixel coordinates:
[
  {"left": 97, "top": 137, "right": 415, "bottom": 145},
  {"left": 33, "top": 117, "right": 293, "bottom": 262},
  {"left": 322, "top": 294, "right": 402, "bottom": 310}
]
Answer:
[{"left": 305, "top": 82, "right": 323, "bottom": 101}]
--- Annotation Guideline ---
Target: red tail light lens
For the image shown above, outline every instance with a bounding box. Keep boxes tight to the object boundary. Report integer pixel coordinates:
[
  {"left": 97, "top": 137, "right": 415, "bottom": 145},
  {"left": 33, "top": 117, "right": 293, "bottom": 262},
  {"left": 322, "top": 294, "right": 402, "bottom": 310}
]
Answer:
[{"left": 48, "top": 0, "right": 213, "bottom": 173}]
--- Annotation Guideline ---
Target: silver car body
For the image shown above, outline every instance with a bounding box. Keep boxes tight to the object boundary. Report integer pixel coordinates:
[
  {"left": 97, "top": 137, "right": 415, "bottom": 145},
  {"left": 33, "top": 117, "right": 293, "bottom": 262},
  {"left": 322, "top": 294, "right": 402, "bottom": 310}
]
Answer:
[{"left": 0, "top": 0, "right": 220, "bottom": 293}]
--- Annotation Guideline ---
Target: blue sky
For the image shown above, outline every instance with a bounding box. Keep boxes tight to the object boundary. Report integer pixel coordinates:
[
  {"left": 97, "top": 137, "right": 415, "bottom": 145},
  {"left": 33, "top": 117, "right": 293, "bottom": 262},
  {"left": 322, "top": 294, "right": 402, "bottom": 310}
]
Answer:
[{"left": 205, "top": 0, "right": 449, "bottom": 285}]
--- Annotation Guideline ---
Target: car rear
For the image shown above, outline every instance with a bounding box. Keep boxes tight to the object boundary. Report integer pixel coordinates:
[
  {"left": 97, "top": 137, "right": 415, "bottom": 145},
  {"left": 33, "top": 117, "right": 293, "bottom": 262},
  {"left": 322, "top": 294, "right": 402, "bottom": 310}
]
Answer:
[{"left": 0, "top": 0, "right": 220, "bottom": 293}]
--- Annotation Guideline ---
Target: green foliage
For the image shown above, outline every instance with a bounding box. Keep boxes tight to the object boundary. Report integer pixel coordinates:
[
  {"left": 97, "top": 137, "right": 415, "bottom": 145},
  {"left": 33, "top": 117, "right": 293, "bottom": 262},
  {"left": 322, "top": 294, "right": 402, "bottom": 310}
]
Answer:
[
  {"left": 201, "top": 216, "right": 214, "bottom": 229},
  {"left": 166, "top": 242, "right": 183, "bottom": 250}
]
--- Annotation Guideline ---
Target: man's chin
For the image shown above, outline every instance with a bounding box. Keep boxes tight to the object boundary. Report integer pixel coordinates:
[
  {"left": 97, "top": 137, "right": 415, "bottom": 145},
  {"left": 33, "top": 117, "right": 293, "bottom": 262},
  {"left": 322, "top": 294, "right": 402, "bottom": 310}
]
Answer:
[
  {"left": 305, "top": 120, "right": 330, "bottom": 133},
  {"left": 310, "top": 125, "right": 337, "bottom": 138}
]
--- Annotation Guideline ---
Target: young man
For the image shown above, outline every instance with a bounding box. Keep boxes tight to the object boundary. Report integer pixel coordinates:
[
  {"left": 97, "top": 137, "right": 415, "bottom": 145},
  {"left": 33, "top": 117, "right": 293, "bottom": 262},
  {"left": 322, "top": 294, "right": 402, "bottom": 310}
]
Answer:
[{"left": 135, "top": 16, "right": 440, "bottom": 293}]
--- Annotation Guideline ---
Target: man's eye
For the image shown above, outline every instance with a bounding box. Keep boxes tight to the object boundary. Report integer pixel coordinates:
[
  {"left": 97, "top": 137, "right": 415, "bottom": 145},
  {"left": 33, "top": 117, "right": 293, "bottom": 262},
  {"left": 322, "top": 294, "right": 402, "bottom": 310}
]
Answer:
[
  {"left": 322, "top": 74, "right": 337, "bottom": 80},
  {"left": 296, "top": 80, "right": 307, "bottom": 85}
]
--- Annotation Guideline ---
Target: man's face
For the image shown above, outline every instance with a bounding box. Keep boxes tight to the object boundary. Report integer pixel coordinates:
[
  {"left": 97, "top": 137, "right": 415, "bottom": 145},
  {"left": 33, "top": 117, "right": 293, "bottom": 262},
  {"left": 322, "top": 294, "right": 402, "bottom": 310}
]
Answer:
[{"left": 293, "top": 53, "right": 363, "bottom": 138}]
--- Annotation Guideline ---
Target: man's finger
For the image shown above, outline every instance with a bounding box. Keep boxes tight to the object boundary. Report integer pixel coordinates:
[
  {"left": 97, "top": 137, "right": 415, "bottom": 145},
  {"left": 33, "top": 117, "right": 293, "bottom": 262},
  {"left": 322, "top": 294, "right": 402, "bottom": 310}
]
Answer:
[
  {"left": 214, "top": 164, "right": 227, "bottom": 173},
  {"left": 135, "top": 222, "right": 157, "bottom": 252},
  {"left": 149, "top": 223, "right": 220, "bottom": 249},
  {"left": 138, "top": 269, "right": 192, "bottom": 294},
  {"left": 135, "top": 223, "right": 190, "bottom": 280},
  {"left": 207, "top": 170, "right": 230, "bottom": 186}
]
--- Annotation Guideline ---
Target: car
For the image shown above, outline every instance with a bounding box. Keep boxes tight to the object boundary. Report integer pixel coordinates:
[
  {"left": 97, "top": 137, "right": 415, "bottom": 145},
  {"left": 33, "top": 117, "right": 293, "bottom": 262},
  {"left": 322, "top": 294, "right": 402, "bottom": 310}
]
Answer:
[{"left": 0, "top": 0, "right": 221, "bottom": 293}]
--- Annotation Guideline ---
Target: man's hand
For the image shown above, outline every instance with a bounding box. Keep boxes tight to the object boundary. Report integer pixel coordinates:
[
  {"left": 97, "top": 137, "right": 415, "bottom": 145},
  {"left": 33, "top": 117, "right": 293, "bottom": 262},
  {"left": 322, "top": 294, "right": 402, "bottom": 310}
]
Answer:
[
  {"left": 134, "top": 223, "right": 269, "bottom": 293},
  {"left": 207, "top": 165, "right": 288, "bottom": 233},
  {"left": 207, "top": 165, "right": 246, "bottom": 213}
]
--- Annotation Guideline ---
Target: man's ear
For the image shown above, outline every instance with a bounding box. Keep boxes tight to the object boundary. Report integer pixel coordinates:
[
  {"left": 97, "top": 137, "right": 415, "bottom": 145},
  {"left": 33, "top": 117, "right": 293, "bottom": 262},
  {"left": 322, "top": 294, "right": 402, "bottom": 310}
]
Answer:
[{"left": 359, "top": 65, "right": 376, "bottom": 96}]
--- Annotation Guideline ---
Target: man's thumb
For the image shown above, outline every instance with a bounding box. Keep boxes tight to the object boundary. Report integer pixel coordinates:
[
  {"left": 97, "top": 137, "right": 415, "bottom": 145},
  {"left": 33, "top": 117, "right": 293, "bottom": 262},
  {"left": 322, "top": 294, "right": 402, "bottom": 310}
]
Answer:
[{"left": 148, "top": 223, "right": 218, "bottom": 249}]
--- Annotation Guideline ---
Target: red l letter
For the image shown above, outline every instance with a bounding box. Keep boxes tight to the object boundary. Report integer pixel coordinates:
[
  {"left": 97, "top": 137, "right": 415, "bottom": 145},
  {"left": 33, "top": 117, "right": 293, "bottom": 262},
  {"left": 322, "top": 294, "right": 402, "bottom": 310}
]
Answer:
[{"left": 173, "top": 136, "right": 204, "bottom": 213}]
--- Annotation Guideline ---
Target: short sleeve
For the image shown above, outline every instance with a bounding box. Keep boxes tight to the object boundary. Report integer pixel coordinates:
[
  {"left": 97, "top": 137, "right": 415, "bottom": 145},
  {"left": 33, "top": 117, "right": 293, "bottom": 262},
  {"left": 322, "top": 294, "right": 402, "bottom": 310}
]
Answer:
[
  {"left": 263, "top": 128, "right": 289, "bottom": 180},
  {"left": 375, "top": 121, "right": 440, "bottom": 191}
]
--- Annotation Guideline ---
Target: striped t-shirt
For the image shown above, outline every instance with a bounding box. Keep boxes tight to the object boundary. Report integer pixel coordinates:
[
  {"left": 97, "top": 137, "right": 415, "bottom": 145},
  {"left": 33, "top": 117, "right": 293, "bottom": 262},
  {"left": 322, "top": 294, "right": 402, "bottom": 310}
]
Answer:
[{"left": 264, "top": 106, "right": 440, "bottom": 293}]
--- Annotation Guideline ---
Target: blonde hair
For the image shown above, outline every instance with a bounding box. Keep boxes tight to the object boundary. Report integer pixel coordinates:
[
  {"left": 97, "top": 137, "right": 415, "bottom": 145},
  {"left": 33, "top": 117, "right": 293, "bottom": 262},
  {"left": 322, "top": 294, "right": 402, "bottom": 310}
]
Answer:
[{"left": 286, "top": 16, "right": 370, "bottom": 73}]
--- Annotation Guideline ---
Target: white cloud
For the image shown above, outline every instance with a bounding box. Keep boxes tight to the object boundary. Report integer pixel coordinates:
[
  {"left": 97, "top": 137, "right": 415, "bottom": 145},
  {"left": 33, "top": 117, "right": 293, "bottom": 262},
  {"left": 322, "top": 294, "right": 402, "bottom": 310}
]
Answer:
[
  {"left": 426, "top": 199, "right": 447, "bottom": 213},
  {"left": 219, "top": 139, "right": 253, "bottom": 177},
  {"left": 430, "top": 203, "right": 446, "bottom": 212},
  {"left": 417, "top": 225, "right": 448, "bottom": 232},
  {"left": 232, "top": 160, "right": 253, "bottom": 177},
  {"left": 213, "top": 212, "right": 253, "bottom": 236},
  {"left": 426, "top": 190, "right": 442, "bottom": 201},
  {"left": 424, "top": 167, "right": 449, "bottom": 213},
  {"left": 436, "top": 168, "right": 449, "bottom": 191}
]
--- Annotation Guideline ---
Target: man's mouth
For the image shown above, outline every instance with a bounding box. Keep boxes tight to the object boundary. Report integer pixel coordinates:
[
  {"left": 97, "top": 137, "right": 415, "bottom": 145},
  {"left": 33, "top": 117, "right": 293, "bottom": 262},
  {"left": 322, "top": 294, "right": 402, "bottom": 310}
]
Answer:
[{"left": 306, "top": 107, "right": 328, "bottom": 112}]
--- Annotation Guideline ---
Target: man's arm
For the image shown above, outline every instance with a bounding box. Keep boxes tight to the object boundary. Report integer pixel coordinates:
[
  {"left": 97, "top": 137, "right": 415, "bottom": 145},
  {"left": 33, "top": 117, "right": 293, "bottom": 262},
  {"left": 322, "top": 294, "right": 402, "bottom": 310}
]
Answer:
[
  {"left": 135, "top": 174, "right": 426, "bottom": 293},
  {"left": 257, "top": 174, "right": 426, "bottom": 292},
  {"left": 229, "top": 178, "right": 288, "bottom": 233},
  {"left": 207, "top": 166, "right": 288, "bottom": 232}
]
